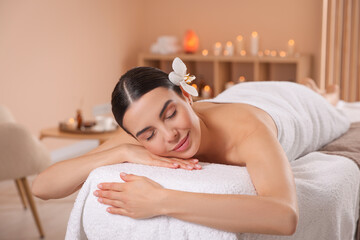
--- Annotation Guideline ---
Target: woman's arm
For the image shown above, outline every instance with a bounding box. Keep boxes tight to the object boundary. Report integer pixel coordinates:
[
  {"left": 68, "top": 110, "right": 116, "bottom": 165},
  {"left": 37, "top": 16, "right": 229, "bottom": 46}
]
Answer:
[
  {"left": 95, "top": 124, "right": 298, "bottom": 235},
  {"left": 32, "top": 128, "right": 201, "bottom": 200},
  {"left": 162, "top": 125, "right": 299, "bottom": 234}
]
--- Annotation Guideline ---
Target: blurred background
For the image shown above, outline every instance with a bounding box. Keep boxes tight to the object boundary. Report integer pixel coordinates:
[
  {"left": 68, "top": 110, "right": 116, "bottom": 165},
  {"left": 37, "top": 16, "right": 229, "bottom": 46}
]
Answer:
[{"left": 0, "top": 0, "right": 358, "bottom": 239}]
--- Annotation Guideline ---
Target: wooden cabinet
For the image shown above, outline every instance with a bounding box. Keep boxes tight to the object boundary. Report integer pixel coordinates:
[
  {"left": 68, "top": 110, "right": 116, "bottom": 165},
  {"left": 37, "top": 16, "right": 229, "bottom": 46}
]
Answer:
[{"left": 138, "top": 53, "right": 311, "bottom": 96}]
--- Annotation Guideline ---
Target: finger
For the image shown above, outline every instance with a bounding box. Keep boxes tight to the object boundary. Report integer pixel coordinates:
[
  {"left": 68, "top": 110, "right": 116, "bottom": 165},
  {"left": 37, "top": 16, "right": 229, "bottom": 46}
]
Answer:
[
  {"left": 97, "top": 182, "right": 125, "bottom": 191},
  {"left": 164, "top": 158, "right": 195, "bottom": 170},
  {"left": 106, "top": 207, "right": 129, "bottom": 216},
  {"left": 151, "top": 158, "right": 181, "bottom": 169},
  {"left": 98, "top": 197, "right": 124, "bottom": 208},
  {"left": 120, "top": 173, "right": 144, "bottom": 182},
  {"left": 94, "top": 190, "right": 116, "bottom": 199},
  {"left": 172, "top": 159, "right": 198, "bottom": 170}
]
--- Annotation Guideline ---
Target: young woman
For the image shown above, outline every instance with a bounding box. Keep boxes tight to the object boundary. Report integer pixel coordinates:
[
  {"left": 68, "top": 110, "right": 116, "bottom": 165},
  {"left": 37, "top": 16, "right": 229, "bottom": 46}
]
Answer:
[{"left": 32, "top": 58, "right": 348, "bottom": 235}]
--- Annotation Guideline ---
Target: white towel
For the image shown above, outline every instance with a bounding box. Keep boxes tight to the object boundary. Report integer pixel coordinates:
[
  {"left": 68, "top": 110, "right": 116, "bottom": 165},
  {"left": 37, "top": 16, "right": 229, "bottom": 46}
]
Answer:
[
  {"left": 200, "top": 81, "right": 350, "bottom": 161},
  {"left": 66, "top": 82, "right": 357, "bottom": 239},
  {"left": 65, "top": 152, "right": 360, "bottom": 240}
]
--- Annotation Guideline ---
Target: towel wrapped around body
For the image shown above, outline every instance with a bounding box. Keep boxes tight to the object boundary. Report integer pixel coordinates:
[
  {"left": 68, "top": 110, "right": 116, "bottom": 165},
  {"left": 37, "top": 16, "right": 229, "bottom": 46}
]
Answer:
[
  {"left": 66, "top": 81, "right": 358, "bottom": 240},
  {"left": 200, "top": 81, "right": 350, "bottom": 161}
]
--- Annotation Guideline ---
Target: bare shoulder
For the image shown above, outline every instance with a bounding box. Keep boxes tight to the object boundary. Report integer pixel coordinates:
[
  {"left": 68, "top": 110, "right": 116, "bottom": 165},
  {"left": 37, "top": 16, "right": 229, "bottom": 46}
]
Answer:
[
  {"left": 193, "top": 101, "right": 277, "bottom": 138},
  {"left": 193, "top": 102, "right": 278, "bottom": 165}
]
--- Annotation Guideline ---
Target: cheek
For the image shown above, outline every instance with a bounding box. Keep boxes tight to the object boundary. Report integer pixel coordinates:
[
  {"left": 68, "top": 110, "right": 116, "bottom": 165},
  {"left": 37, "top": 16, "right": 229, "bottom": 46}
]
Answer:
[{"left": 143, "top": 139, "right": 167, "bottom": 155}]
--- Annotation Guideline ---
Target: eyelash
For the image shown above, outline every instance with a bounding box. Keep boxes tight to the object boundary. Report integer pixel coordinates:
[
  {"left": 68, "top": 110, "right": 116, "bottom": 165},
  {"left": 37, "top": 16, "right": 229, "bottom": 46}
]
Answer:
[
  {"left": 167, "top": 109, "right": 177, "bottom": 119},
  {"left": 146, "top": 131, "right": 155, "bottom": 141},
  {"left": 146, "top": 110, "right": 177, "bottom": 141}
]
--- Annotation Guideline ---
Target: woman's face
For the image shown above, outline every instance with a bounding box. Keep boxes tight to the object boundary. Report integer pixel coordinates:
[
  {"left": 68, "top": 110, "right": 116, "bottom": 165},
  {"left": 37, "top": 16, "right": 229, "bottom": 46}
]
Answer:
[{"left": 123, "top": 87, "right": 201, "bottom": 159}]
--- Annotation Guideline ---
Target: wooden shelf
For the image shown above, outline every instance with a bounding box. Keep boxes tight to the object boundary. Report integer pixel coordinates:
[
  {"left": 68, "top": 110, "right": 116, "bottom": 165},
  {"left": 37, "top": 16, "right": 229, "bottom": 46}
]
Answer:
[{"left": 138, "top": 53, "right": 311, "bottom": 96}]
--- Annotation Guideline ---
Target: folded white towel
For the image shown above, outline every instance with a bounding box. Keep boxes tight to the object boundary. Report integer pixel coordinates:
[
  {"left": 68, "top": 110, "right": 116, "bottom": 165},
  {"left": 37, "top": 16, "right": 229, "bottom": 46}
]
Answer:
[{"left": 65, "top": 152, "right": 360, "bottom": 240}]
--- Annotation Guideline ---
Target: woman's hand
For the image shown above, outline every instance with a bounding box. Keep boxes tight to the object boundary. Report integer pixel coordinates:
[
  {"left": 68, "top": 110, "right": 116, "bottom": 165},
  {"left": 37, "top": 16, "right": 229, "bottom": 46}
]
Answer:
[
  {"left": 118, "top": 144, "right": 201, "bottom": 170},
  {"left": 93, "top": 173, "right": 165, "bottom": 219}
]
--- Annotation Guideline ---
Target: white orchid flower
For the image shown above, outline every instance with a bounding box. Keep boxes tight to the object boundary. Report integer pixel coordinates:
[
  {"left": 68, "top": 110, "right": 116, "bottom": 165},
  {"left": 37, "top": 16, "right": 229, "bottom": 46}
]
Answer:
[{"left": 169, "top": 57, "right": 199, "bottom": 96}]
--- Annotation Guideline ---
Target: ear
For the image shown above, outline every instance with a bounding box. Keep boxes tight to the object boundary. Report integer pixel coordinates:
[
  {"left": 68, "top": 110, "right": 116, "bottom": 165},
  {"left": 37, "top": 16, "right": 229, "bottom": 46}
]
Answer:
[{"left": 180, "top": 86, "right": 193, "bottom": 105}]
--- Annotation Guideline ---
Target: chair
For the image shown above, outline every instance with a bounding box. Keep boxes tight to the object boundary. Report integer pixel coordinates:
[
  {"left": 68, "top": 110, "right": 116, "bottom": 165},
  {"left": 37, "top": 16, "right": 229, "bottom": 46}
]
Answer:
[{"left": 0, "top": 105, "right": 51, "bottom": 238}]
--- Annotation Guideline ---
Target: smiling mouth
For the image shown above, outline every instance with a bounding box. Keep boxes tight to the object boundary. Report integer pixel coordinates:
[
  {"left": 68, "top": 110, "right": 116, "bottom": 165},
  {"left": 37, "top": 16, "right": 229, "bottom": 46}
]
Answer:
[{"left": 173, "top": 132, "right": 190, "bottom": 152}]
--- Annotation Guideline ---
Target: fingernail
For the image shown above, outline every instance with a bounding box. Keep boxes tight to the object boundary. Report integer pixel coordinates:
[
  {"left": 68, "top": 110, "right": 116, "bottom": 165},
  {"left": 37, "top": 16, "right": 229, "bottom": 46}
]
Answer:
[
  {"left": 192, "top": 159, "right": 199, "bottom": 163},
  {"left": 98, "top": 197, "right": 103, "bottom": 203},
  {"left": 173, "top": 163, "right": 179, "bottom": 167},
  {"left": 93, "top": 191, "right": 99, "bottom": 196},
  {"left": 196, "top": 164, "right": 201, "bottom": 168},
  {"left": 120, "top": 172, "right": 127, "bottom": 177},
  {"left": 187, "top": 165, "right": 193, "bottom": 169}
]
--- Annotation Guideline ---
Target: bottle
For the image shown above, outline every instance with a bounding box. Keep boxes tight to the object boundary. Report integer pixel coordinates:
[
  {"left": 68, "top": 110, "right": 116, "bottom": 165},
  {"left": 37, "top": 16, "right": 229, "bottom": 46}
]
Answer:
[{"left": 76, "top": 109, "right": 83, "bottom": 130}]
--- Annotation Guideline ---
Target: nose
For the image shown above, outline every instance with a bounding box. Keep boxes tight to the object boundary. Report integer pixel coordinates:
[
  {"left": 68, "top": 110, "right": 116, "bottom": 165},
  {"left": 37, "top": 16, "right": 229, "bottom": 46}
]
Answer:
[{"left": 163, "top": 127, "right": 179, "bottom": 143}]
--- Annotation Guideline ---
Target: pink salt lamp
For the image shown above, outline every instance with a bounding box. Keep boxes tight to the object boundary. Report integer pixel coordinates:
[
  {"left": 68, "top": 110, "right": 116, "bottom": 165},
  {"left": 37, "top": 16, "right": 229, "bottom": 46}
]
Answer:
[{"left": 183, "top": 30, "right": 199, "bottom": 53}]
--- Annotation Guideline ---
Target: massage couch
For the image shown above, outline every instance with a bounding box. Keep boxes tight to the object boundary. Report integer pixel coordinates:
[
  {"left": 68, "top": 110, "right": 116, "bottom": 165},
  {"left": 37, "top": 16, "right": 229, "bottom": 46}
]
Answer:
[{"left": 65, "top": 100, "right": 360, "bottom": 240}]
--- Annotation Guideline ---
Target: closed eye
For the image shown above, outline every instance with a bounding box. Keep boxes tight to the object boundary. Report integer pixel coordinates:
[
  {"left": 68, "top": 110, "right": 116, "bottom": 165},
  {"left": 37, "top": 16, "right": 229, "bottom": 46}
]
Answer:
[
  {"left": 146, "top": 130, "right": 155, "bottom": 141},
  {"left": 166, "top": 109, "right": 177, "bottom": 119}
]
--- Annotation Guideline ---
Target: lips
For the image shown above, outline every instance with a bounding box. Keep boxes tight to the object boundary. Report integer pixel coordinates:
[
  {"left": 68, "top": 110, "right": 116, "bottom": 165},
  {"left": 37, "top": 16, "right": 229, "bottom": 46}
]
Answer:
[{"left": 173, "top": 132, "right": 190, "bottom": 152}]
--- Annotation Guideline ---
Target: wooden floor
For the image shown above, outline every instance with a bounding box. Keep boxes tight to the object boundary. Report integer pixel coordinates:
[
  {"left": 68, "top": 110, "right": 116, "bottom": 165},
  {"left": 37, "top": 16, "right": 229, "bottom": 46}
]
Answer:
[{"left": 0, "top": 175, "right": 78, "bottom": 240}]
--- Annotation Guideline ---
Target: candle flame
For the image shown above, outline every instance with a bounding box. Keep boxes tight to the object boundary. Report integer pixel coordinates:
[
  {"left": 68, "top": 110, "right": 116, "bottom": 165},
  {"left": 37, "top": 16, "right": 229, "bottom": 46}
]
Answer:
[
  {"left": 191, "top": 84, "right": 198, "bottom": 90},
  {"left": 288, "top": 39, "right": 295, "bottom": 46},
  {"left": 226, "top": 41, "right": 233, "bottom": 46},
  {"left": 239, "top": 76, "right": 246, "bottom": 82},
  {"left": 215, "top": 42, "right": 222, "bottom": 47},
  {"left": 279, "top": 51, "right": 286, "bottom": 57},
  {"left": 251, "top": 31, "right": 258, "bottom": 37},
  {"left": 240, "top": 50, "right": 246, "bottom": 56},
  {"left": 270, "top": 50, "right": 277, "bottom": 57},
  {"left": 264, "top": 49, "right": 270, "bottom": 56},
  {"left": 204, "top": 85, "right": 211, "bottom": 91},
  {"left": 236, "top": 35, "right": 243, "bottom": 41},
  {"left": 202, "top": 49, "right": 209, "bottom": 56}
]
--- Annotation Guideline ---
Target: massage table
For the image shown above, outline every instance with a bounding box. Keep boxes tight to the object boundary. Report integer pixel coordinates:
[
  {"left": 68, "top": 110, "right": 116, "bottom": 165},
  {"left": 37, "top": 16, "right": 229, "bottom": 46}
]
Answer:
[{"left": 65, "top": 100, "right": 360, "bottom": 240}]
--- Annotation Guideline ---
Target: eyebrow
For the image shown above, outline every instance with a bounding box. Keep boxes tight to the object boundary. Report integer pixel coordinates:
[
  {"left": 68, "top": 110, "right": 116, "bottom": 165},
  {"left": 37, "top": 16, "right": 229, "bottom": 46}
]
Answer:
[{"left": 135, "top": 99, "right": 173, "bottom": 138}]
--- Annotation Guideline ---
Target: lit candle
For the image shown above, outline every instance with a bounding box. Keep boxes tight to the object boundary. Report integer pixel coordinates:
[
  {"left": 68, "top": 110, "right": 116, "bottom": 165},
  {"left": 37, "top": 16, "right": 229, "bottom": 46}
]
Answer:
[
  {"left": 287, "top": 39, "right": 295, "bottom": 56},
  {"left": 238, "top": 76, "right": 246, "bottom": 82},
  {"left": 202, "top": 49, "right": 209, "bottom": 56},
  {"left": 214, "top": 42, "right": 222, "bottom": 56},
  {"left": 191, "top": 83, "right": 198, "bottom": 90},
  {"left": 66, "top": 118, "right": 77, "bottom": 129},
  {"left": 225, "top": 81, "right": 235, "bottom": 89},
  {"left": 236, "top": 35, "right": 244, "bottom": 55},
  {"left": 240, "top": 50, "right": 246, "bottom": 56},
  {"left": 279, "top": 51, "right": 287, "bottom": 57},
  {"left": 264, "top": 49, "right": 270, "bottom": 56},
  {"left": 201, "top": 85, "right": 212, "bottom": 98},
  {"left": 270, "top": 50, "right": 277, "bottom": 57},
  {"left": 258, "top": 51, "right": 264, "bottom": 57},
  {"left": 250, "top": 31, "right": 259, "bottom": 56},
  {"left": 224, "top": 41, "right": 234, "bottom": 56}
]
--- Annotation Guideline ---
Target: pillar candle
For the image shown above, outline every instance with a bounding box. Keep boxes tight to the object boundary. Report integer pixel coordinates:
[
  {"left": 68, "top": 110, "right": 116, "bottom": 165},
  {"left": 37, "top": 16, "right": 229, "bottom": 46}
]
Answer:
[
  {"left": 250, "top": 31, "right": 259, "bottom": 56},
  {"left": 214, "top": 42, "right": 222, "bottom": 56},
  {"left": 236, "top": 35, "right": 244, "bottom": 55},
  {"left": 224, "top": 41, "right": 234, "bottom": 56},
  {"left": 202, "top": 85, "right": 212, "bottom": 98},
  {"left": 287, "top": 39, "right": 295, "bottom": 56}
]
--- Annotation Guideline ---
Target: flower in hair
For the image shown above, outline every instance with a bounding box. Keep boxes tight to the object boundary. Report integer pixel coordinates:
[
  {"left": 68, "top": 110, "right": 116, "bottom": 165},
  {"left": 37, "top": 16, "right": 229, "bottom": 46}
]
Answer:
[{"left": 169, "top": 57, "right": 199, "bottom": 96}]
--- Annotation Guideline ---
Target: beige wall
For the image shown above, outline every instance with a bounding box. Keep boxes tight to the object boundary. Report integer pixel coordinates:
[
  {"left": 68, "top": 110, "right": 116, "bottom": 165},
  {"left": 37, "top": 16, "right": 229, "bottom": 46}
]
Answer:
[
  {"left": 0, "top": 0, "right": 322, "bottom": 149},
  {"left": 141, "top": 0, "right": 322, "bottom": 79},
  {"left": 0, "top": 0, "right": 144, "bottom": 149}
]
